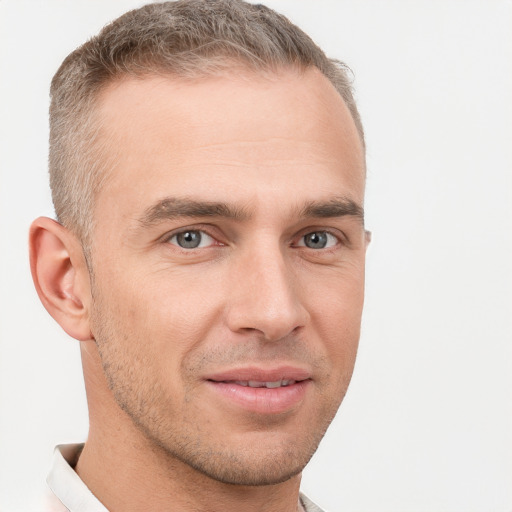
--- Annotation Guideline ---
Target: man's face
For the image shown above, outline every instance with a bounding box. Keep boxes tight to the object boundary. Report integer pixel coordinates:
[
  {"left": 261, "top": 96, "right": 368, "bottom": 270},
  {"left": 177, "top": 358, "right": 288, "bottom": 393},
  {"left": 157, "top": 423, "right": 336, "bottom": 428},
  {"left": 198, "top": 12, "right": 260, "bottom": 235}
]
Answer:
[{"left": 87, "top": 68, "right": 367, "bottom": 485}]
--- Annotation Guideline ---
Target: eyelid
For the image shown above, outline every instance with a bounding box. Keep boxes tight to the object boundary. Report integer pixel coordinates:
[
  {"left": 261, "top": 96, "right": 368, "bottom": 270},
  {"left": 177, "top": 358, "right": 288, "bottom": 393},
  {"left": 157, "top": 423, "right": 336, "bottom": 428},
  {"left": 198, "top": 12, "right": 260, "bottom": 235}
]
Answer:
[
  {"left": 161, "top": 224, "right": 224, "bottom": 247},
  {"left": 292, "top": 227, "right": 346, "bottom": 248},
  {"left": 170, "top": 230, "right": 215, "bottom": 249},
  {"left": 159, "top": 223, "right": 348, "bottom": 249},
  {"left": 295, "top": 232, "right": 338, "bottom": 249}
]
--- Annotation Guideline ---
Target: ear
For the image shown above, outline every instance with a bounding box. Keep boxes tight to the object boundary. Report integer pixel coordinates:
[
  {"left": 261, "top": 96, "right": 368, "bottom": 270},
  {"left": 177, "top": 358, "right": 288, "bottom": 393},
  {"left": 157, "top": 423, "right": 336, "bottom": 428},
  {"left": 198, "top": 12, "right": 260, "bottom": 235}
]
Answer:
[
  {"left": 29, "top": 217, "right": 93, "bottom": 341},
  {"left": 365, "top": 229, "right": 372, "bottom": 249}
]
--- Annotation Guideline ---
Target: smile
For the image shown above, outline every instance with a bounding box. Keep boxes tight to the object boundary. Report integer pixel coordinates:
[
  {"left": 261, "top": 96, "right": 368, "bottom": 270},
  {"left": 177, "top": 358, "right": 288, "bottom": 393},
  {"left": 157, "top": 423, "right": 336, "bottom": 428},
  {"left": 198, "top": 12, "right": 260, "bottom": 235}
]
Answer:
[
  {"left": 204, "top": 367, "right": 311, "bottom": 414},
  {"left": 230, "top": 379, "right": 296, "bottom": 388}
]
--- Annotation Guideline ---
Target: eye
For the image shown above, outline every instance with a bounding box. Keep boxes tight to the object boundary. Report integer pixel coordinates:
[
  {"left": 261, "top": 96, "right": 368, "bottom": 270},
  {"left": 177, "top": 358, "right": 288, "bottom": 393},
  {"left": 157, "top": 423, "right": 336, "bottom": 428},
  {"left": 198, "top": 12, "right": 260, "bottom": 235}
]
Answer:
[
  {"left": 168, "top": 230, "right": 216, "bottom": 249},
  {"left": 297, "top": 231, "right": 338, "bottom": 250}
]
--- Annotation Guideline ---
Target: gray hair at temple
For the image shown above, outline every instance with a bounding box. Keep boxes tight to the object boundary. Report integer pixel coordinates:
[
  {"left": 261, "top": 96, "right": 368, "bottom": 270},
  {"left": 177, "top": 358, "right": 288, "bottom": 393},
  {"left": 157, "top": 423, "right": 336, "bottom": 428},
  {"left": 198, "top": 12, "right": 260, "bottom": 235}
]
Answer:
[{"left": 49, "top": 0, "right": 365, "bottom": 246}]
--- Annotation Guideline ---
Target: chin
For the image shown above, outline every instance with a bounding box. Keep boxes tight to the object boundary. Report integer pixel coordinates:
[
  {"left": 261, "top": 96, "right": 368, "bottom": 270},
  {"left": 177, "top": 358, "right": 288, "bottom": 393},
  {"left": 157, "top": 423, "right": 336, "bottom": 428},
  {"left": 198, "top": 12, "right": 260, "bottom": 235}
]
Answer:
[
  {"left": 176, "top": 448, "right": 309, "bottom": 487},
  {"left": 149, "top": 427, "right": 323, "bottom": 487}
]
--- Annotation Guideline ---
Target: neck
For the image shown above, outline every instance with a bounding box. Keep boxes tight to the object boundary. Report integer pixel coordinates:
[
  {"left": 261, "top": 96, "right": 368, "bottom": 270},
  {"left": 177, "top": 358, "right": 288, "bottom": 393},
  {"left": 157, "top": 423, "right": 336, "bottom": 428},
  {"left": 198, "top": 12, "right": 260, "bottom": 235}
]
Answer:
[{"left": 76, "top": 340, "right": 304, "bottom": 512}]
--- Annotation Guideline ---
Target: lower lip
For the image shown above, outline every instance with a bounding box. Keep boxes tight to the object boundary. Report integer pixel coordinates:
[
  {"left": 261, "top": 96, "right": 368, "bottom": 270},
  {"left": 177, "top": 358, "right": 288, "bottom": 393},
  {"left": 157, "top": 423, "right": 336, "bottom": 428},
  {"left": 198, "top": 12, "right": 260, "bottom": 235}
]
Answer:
[{"left": 205, "top": 380, "right": 310, "bottom": 414}]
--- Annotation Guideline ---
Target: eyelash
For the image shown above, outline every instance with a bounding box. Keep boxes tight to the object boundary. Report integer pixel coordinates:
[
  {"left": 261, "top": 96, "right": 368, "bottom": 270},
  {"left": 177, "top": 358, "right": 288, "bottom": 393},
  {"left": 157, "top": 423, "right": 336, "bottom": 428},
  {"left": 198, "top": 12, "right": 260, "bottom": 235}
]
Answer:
[
  {"left": 164, "top": 226, "right": 344, "bottom": 251},
  {"left": 167, "top": 229, "right": 219, "bottom": 249}
]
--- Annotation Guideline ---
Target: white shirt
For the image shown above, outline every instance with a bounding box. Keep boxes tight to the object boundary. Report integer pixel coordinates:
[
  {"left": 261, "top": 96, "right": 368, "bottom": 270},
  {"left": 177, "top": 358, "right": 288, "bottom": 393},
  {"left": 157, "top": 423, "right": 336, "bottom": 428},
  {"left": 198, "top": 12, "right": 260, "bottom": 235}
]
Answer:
[{"left": 41, "top": 444, "right": 326, "bottom": 512}]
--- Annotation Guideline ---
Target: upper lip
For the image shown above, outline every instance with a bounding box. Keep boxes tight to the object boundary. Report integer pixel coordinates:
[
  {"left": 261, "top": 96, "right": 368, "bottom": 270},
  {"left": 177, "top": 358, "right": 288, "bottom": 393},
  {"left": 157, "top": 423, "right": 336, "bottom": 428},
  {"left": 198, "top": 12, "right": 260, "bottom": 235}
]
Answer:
[{"left": 205, "top": 365, "right": 312, "bottom": 383}]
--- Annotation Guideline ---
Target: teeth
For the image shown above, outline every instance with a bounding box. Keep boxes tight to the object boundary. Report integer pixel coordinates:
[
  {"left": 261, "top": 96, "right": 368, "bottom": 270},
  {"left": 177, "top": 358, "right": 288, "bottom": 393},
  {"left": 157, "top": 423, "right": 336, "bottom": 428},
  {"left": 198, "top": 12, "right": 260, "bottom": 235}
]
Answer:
[
  {"left": 231, "top": 380, "right": 296, "bottom": 388},
  {"left": 248, "top": 380, "right": 266, "bottom": 387}
]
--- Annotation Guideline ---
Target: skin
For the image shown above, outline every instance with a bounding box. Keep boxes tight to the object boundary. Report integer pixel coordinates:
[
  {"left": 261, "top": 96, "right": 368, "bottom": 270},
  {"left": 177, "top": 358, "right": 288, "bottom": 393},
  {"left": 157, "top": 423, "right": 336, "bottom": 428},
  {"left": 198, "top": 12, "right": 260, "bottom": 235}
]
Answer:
[{"left": 30, "top": 67, "right": 368, "bottom": 512}]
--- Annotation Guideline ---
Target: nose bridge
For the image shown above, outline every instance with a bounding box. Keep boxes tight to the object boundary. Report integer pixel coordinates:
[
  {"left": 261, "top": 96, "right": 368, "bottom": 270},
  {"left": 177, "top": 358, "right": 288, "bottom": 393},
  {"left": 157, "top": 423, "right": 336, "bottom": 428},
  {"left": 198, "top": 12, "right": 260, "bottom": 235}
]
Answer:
[{"left": 226, "top": 239, "right": 308, "bottom": 341}]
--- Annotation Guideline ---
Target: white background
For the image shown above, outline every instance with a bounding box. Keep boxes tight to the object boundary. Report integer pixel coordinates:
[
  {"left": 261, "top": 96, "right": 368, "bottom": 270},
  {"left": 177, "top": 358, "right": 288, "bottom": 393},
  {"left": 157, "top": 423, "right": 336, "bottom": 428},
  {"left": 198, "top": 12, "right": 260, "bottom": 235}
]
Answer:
[{"left": 1, "top": 1, "right": 511, "bottom": 511}]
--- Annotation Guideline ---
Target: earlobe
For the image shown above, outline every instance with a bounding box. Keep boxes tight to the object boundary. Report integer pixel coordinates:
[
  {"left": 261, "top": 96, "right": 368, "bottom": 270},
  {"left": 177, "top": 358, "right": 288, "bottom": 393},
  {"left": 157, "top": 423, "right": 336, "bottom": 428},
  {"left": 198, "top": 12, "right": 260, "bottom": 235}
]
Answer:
[{"left": 29, "top": 217, "right": 93, "bottom": 341}]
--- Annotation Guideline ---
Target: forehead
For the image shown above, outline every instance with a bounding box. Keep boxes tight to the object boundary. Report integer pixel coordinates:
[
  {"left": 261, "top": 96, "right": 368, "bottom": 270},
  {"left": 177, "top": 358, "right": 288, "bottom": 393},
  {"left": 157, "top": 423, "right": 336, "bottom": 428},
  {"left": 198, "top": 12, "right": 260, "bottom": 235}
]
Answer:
[{"left": 93, "top": 68, "right": 365, "bottom": 219}]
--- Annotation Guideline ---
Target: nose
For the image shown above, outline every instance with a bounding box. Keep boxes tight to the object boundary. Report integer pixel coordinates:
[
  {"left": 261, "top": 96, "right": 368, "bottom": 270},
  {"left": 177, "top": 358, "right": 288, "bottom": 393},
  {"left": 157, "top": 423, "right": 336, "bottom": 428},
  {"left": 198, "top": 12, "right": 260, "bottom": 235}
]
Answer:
[{"left": 225, "top": 245, "right": 309, "bottom": 341}]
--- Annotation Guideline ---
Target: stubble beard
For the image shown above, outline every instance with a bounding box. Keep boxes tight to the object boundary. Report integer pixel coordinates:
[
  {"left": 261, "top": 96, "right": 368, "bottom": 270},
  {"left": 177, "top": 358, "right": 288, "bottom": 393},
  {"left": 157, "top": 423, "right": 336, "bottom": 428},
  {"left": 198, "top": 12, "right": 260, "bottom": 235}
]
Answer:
[{"left": 89, "top": 292, "right": 350, "bottom": 487}]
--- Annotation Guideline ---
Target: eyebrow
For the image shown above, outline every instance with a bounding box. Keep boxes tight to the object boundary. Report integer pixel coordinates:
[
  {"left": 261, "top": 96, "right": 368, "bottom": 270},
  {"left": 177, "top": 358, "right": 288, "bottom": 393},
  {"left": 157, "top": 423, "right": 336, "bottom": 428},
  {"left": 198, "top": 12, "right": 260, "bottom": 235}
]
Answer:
[
  {"left": 299, "top": 197, "right": 364, "bottom": 224},
  {"left": 138, "top": 196, "right": 364, "bottom": 227},
  {"left": 138, "top": 197, "right": 250, "bottom": 226}
]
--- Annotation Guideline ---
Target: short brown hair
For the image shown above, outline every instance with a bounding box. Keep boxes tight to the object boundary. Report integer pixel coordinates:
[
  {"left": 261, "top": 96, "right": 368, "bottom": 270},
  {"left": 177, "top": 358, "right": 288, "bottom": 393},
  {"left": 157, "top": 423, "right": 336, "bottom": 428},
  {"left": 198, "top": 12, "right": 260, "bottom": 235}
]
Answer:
[{"left": 49, "top": 0, "right": 364, "bottom": 245}]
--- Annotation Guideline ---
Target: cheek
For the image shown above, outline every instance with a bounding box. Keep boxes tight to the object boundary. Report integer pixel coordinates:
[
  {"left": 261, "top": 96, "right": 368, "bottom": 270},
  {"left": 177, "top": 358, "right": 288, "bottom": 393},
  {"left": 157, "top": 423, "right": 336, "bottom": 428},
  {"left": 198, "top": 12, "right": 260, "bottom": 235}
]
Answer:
[
  {"left": 96, "top": 267, "right": 226, "bottom": 366},
  {"left": 305, "top": 259, "right": 365, "bottom": 324},
  {"left": 315, "top": 303, "right": 361, "bottom": 376},
  {"left": 303, "top": 263, "right": 365, "bottom": 369}
]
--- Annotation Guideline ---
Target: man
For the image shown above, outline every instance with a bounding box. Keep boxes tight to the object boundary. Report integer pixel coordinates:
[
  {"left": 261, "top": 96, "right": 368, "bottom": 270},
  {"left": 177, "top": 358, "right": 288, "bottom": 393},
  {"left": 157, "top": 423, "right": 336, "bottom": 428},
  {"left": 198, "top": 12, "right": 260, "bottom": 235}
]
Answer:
[{"left": 29, "top": 1, "right": 369, "bottom": 510}]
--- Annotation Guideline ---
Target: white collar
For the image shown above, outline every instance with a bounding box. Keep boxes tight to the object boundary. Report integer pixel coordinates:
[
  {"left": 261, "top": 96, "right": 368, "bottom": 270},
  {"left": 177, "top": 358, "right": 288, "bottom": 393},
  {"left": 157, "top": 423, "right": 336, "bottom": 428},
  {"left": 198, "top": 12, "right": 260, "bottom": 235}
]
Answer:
[{"left": 46, "top": 444, "right": 108, "bottom": 512}]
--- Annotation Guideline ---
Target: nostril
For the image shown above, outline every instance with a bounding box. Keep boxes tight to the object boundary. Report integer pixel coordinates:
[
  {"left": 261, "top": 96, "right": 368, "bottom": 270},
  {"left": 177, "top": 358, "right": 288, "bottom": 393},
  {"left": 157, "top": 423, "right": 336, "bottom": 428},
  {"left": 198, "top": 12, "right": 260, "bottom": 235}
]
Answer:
[{"left": 224, "top": 261, "right": 309, "bottom": 340}]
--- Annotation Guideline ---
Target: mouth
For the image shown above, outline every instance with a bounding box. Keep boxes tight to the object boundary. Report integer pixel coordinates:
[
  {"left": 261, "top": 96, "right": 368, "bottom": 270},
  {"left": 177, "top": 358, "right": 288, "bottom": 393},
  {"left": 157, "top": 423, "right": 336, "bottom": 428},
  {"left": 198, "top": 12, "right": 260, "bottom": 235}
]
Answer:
[
  {"left": 204, "top": 367, "right": 312, "bottom": 414},
  {"left": 222, "top": 379, "right": 298, "bottom": 388}
]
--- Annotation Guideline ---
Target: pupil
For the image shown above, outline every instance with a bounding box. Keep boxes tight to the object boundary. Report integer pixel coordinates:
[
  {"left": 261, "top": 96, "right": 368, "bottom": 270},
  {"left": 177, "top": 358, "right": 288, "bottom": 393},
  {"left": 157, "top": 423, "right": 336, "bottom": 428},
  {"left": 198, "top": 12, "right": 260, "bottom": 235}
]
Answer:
[
  {"left": 305, "top": 232, "right": 327, "bottom": 249},
  {"left": 178, "top": 231, "right": 201, "bottom": 248}
]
